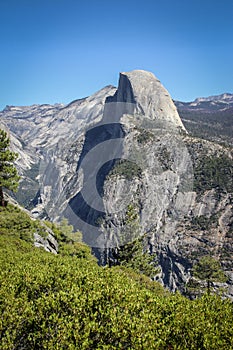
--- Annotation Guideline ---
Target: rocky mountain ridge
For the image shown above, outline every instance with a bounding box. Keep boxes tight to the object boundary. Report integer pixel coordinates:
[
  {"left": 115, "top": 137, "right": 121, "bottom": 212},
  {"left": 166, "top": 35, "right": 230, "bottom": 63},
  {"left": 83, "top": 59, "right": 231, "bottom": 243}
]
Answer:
[
  {"left": 175, "top": 92, "right": 233, "bottom": 110},
  {"left": 175, "top": 94, "right": 233, "bottom": 146},
  {"left": 0, "top": 70, "right": 232, "bottom": 297}
]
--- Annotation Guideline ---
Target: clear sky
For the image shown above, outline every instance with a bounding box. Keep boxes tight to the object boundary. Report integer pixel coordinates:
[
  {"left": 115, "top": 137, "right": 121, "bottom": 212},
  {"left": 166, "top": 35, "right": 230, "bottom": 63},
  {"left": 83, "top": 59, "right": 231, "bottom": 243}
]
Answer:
[{"left": 0, "top": 0, "right": 233, "bottom": 110}]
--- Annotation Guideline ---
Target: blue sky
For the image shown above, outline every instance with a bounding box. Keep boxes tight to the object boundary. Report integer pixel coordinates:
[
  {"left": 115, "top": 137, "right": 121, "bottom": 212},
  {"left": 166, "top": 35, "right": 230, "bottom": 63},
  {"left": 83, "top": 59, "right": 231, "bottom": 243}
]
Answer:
[{"left": 0, "top": 0, "right": 233, "bottom": 110}]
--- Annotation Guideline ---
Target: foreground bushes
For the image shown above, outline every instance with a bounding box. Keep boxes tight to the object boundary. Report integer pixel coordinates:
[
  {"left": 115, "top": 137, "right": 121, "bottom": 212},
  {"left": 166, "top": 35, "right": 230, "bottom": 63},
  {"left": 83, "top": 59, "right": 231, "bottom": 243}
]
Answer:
[
  {"left": 0, "top": 235, "right": 233, "bottom": 349},
  {"left": 0, "top": 204, "right": 48, "bottom": 241}
]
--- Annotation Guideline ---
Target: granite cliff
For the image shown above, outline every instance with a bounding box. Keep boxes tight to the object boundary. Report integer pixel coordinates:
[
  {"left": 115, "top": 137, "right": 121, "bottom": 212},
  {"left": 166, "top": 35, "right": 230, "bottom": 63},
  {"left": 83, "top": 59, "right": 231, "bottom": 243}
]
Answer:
[{"left": 0, "top": 70, "right": 232, "bottom": 297}]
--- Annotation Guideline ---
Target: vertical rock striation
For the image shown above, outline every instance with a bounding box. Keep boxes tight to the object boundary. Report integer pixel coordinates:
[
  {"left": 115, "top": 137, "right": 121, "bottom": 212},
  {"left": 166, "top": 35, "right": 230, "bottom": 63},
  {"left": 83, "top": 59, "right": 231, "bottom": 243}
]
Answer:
[{"left": 1, "top": 70, "right": 232, "bottom": 297}]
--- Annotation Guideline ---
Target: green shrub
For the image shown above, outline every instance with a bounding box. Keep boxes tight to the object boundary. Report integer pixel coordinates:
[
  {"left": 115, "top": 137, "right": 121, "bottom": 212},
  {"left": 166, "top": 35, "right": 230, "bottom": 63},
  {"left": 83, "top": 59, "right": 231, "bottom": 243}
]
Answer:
[
  {"left": 136, "top": 128, "right": 155, "bottom": 144},
  {"left": 1, "top": 235, "right": 233, "bottom": 349},
  {"left": 1, "top": 205, "right": 233, "bottom": 349},
  {"left": 0, "top": 204, "right": 45, "bottom": 242},
  {"left": 109, "top": 159, "right": 142, "bottom": 180},
  {"left": 194, "top": 154, "right": 233, "bottom": 194},
  {"left": 190, "top": 214, "right": 219, "bottom": 231}
]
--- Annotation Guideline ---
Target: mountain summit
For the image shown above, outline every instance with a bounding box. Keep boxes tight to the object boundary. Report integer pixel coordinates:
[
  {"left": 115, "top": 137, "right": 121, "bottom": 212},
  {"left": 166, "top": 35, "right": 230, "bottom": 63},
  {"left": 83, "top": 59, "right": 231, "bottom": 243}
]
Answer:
[
  {"left": 109, "top": 70, "right": 186, "bottom": 131},
  {"left": 0, "top": 71, "right": 232, "bottom": 297}
]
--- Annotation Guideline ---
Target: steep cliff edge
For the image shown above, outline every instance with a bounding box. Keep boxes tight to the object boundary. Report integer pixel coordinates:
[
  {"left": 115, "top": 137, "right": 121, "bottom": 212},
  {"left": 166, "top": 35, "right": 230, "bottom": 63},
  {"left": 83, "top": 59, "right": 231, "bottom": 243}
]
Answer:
[{"left": 1, "top": 70, "right": 232, "bottom": 297}]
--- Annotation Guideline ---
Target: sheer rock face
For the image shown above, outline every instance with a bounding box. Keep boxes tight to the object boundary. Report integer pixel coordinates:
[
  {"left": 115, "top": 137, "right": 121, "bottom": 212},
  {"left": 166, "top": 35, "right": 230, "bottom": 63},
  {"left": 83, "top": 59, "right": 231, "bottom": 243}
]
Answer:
[
  {"left": 1, "top": 70, "right": 232, "bottom": 297},
  {"left": 116, "top": 70, "right": 185, "bottom": 131}
]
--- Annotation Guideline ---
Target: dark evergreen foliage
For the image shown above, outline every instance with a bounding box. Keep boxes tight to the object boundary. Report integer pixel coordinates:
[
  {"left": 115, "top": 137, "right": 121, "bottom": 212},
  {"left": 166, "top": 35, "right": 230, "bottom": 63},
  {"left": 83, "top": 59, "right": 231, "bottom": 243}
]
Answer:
[{"left": 0, "top": 129, "right": 20, "bottom": 206}]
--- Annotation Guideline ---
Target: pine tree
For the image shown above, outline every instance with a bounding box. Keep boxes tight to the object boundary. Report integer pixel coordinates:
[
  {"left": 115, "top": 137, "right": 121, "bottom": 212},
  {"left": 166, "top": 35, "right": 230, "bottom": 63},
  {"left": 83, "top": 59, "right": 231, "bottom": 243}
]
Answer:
[
  {"left": 0, "top": 129, "right": 20, "bottom": 206},
  {"left": 192, "top": 255, "right": 227, "bottom": 294},
  {"left": 58, "top": 217, "right": 83, "bottom": 243},
  {"left": 112, "top": 236, "right": 158, "bottom": 278}
]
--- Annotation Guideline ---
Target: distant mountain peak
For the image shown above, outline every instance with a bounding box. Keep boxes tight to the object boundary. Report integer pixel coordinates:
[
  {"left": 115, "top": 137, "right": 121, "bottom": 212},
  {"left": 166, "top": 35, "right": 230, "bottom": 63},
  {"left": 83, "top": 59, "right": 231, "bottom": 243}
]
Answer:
[{"left": 194, "top": 92, "right": 233, "bottom": 104}]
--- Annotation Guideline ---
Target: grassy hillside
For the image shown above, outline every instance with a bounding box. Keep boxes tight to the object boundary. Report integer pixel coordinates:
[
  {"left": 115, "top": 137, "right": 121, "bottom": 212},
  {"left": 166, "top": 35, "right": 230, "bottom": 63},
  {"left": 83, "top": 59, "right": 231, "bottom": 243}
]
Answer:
[{"left": 0, "top": 205, "right": 233, "bottom": 349}]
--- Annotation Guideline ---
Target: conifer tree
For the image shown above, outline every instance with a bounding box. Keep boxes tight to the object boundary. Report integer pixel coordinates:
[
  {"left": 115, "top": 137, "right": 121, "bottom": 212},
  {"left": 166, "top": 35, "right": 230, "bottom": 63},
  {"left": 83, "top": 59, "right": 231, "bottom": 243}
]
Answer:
[
  {"left": 193, "top": 255, "right": 227, "bottom": 294},
  {"left": 114, "top": 236, "right": 158, "bottom": 278},
  {"left": 0, "top": 129, "right": 20, "bottom": 206}
]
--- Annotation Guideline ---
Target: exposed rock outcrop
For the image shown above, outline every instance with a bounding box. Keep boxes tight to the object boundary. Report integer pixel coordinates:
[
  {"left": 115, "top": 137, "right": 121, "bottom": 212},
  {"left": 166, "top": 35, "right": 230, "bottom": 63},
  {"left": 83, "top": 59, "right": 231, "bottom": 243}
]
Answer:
[
  {"left": 3, "top": 193, "right": 59, "bottom": 254},
  {"left": 1, "top": 70, "right": 232, "bottom": 297},
  {"left": 115, "top": 70, "right": 186, "bottom": 131}
]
